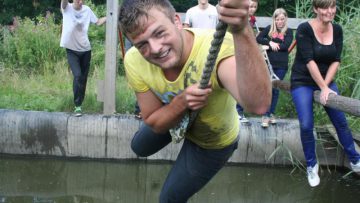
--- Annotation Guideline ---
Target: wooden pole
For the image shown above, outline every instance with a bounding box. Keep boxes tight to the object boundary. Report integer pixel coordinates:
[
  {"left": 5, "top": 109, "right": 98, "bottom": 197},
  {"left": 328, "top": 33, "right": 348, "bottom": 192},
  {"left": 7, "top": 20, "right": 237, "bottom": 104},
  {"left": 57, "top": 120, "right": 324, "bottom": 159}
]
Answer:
[
  {"left": 103, "top": 0, "right": 118, "bottom": 115},
  {"left": 272, "top": 80, "right": 360, "bottom": 117}
]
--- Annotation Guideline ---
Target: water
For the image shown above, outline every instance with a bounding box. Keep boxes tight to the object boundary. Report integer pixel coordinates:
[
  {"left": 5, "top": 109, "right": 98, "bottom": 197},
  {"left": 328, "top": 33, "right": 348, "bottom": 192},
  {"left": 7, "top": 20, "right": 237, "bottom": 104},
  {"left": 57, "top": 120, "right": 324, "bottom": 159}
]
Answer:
[{"left": 0, "top": 156, "right": 359, "bottom": 203}]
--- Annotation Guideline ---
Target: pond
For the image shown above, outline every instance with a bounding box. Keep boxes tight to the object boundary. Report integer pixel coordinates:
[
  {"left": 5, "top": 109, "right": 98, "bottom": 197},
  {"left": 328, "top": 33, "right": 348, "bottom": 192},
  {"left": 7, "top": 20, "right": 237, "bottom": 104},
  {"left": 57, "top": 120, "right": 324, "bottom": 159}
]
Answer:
[{"left": 0, "top": 156, "right": 359, "bottom": 203}]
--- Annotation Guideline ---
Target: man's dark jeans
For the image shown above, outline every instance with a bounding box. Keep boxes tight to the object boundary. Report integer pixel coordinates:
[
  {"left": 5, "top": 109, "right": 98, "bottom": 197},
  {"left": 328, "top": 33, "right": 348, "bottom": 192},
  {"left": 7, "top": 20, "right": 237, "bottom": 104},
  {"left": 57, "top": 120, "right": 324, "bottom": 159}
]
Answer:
[
  {"left": 66, "top": 49, "right": 91, "bottom": 107},
  {"left": 131, "top": 123, "right": 238, "bottom": 203}
]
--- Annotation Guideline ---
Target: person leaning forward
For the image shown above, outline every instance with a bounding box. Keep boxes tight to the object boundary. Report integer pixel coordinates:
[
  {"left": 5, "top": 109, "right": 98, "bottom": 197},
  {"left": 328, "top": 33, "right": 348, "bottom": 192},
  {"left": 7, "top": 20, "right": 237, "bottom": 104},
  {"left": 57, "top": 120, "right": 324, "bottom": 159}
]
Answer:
[{"left": 119, "top": 0, "right": 271, "bottom": 202}]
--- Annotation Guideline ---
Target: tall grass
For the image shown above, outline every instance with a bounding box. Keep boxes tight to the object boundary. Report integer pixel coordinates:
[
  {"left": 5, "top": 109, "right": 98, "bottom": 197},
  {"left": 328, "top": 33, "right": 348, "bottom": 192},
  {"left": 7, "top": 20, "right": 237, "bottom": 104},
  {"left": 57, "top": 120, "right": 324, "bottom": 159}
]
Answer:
[
  {"left": 0, "top": 62, "right": 135, "bottom": 114},
  {"left": 0, "top": 1, "right": 134, "bottom": 114}
]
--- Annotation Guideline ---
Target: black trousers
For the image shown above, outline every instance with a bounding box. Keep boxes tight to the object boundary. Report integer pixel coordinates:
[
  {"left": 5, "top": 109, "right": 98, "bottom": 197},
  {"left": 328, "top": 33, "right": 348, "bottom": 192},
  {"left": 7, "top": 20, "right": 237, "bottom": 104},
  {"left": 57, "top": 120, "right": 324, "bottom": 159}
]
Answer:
[{"left": 66, "top": 49, "right": 91, "bottom": 107}]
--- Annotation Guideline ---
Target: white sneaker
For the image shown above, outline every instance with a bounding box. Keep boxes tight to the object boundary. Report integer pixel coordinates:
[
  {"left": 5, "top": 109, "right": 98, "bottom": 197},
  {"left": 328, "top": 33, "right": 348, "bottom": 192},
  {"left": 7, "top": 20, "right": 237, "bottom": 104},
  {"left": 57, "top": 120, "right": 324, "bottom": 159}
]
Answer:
[
  {"left": 261, "top": 116, "right": 270, "bottom": 127},
  {"left": 307, "top": 163, "right": 320, "bottom": 187},
  {"left": 269, "top": 114, "right": 277, "bottom": 124},
  {"left": 239, "top": 114, "right": 249, "bottom": 123},
  {"left": 350, "top": 160, "right": 360, "bottom": 173}
]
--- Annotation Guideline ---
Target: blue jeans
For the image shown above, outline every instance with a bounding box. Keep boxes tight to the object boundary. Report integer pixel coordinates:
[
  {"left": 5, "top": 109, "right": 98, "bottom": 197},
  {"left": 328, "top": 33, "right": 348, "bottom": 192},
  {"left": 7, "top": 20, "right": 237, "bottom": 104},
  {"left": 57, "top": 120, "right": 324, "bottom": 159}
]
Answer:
[
  {"left": 131, "top": 123, "right": 238, "bottom": 203},
  {"left": 291, "top": 83, "right": 360, "bottom": 167},
  {"left": 236, "top": 104, "right": 244, "bottom": 114},
  {"left": 266, "top": 68, "right": 288, "bottom": 116}
]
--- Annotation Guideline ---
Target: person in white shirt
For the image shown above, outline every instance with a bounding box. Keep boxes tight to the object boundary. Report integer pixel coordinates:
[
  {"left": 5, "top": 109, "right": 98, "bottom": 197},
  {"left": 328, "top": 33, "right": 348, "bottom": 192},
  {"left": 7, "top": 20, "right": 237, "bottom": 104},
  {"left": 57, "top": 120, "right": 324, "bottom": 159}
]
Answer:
[
  {"left": 60, "top": 0, "right": 106, "bottom": 116},
  {"left": 183, "top": 0, "right": 218, "bottom": 29}
]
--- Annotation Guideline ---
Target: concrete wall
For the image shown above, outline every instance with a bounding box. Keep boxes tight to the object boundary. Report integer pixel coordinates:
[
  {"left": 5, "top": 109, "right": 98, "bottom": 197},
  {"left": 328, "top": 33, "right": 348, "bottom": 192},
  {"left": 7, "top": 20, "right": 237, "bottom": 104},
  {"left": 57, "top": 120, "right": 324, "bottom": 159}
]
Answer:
[{"left": 0, "top": 109, "right": 348, "bottom": 166}]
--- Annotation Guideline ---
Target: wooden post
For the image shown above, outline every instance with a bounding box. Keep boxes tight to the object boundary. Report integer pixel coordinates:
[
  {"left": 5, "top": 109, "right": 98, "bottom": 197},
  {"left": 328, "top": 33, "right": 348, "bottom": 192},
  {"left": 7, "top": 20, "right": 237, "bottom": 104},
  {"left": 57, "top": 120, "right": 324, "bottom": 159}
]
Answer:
[
  {"left": 103, "top": 0, "right": 118, "bottom": 115},
  {"left": 272, "top": 80, "right": 360, "bottom": 117}
]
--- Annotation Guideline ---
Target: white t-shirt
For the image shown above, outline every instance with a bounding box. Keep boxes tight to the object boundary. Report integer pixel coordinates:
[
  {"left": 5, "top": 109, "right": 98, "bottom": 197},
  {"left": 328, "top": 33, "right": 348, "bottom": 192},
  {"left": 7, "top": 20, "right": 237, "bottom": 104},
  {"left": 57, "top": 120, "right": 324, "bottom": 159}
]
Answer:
[
  {"left": 60, "top": 3, "right": 98, "bottom": 52},
  {"left": 184, "top": 4, "right": 218, "bottom": 29}
]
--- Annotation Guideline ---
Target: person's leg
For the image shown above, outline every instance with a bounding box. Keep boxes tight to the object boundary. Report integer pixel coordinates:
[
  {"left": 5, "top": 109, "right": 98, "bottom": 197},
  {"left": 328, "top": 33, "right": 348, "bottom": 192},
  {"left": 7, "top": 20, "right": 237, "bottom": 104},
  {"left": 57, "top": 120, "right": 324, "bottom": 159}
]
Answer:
[
  {"left": 134, "top": 101, "right": 141, "bottom": 119},
  {"left": 324, "top": 83, "right": 360, "bottom": 163},
  {"left": 236, "top": 104, "right": 248, "bottom": 122},
  {"left": 268, "top": 68, "right": 288, "bottom": 115},
  {"left": 131, "top": 123, "right": 172, "bottom": 157},
  {"left": 291, "top": 86, "right": 317, "bottom": 167},
  {"left": 77, "top": 50, "right": 91, "bottom": 106},
  {"left": 159, "top": 139, "right": 238, "bottom": 203},
  {"left": 66, "top": 49, "right": 82, "bottom": 107},
  {"left": 236, "top": 104, "right": 244, "bottom": 114}
]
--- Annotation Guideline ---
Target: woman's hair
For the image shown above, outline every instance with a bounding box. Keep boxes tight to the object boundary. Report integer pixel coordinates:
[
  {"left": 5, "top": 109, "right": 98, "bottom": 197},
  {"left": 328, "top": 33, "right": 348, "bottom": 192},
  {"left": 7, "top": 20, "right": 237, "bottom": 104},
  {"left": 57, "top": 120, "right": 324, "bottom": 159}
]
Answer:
[
  {"left": 312, "top": 0, "right": 336, "bottom": 9},
  {"left": 268, "top": 8, "right": 288, "bottom": 37},
  {"left": 118, "top": 0, "right": 176, "bottom": 36}
]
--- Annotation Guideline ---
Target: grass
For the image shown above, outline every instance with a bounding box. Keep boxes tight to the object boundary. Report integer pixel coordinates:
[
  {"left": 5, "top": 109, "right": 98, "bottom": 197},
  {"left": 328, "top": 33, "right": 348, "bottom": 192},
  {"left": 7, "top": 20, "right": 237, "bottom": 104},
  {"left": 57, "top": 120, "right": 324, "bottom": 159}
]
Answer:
[{"left": 0, "top": 59, "right": 136, "bottom": 114}]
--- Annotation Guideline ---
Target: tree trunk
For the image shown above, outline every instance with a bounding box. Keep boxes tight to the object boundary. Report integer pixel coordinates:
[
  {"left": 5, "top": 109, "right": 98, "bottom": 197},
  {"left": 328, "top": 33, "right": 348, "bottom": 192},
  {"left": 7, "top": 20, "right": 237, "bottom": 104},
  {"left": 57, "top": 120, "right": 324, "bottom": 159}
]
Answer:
[{"left": 272, "top": 80, "right": 360, "bottom": 117}]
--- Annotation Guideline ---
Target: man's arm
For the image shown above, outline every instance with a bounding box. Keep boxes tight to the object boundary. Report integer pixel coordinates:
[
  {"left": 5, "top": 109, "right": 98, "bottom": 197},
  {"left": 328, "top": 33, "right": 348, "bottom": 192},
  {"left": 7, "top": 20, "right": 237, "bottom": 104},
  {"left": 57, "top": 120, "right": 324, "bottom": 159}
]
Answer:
[
  {"left": 96, "top": 17, "right": 106, "bottom": 26},
  {"left": 136, "top": 83, "right": 211, "bottom": 133},
  {"left": 217, "top": 0, "right": 271, "bottom": 115},
  {"left": 61, "top": 0, "right": 68, "bottom": 10}
]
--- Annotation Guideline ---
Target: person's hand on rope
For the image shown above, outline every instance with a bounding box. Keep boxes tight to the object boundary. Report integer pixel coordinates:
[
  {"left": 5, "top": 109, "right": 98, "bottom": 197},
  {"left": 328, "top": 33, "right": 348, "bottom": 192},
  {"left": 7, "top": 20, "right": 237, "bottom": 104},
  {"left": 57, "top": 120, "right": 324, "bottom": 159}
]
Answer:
[
  {"left": 269, "top": 41, "right": 280, "bottom": 52},
  {"left": 183, "top": 83, "right": 212, "bottom": 111},
  {"left": 320, "top": 86, "right": 337, "bottom": 105},
  {"left": 217, "top": 0, "right": 250, "bottom": 34}
]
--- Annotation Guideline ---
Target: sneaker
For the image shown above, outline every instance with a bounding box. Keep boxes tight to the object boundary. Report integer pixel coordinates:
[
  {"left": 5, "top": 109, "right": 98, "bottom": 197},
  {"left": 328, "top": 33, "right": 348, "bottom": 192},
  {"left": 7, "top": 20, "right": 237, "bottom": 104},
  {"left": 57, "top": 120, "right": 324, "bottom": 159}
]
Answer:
[
  {"left": 135, "top": 112, "right": 142, "bottom": 120},
  {"left": 269, "top": 114, "right": 277, "bottom": 124},
  {"left": 261, "top": 116, "right": 270, "bottom": 127},
  {"left": 350, "top": 160, "right": 360, "bottom": 173},
  {"left": 74, "top": 106, "right": 82, "bottom": 117},
  {"left": 238, "top": 113, "right": 249, "bottom": 123},
  {"left": 307, "top": 163, "right": 320, "bottom": 187}
]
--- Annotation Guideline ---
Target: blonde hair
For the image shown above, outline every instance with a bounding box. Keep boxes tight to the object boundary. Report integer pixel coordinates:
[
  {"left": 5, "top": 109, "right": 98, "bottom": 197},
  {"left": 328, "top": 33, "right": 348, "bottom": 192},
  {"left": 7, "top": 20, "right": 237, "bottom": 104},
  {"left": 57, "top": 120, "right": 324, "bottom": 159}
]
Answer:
[{"left": 268, "top": 8, "right": 288, "bottom": 38}]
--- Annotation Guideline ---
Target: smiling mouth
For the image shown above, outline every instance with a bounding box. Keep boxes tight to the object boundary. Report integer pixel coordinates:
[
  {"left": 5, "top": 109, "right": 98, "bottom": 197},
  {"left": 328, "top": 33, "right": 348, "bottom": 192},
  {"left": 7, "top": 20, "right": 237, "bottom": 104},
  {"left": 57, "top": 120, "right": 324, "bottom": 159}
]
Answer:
[{"left": 156, "top": 49, "right": 171, "bottom": 59}]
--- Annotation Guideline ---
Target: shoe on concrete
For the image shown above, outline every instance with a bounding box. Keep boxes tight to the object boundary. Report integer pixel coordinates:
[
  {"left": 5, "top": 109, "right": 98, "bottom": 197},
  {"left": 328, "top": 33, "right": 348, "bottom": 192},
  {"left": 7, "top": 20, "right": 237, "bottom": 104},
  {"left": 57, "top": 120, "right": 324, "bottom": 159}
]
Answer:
[
  {"left": 350, "top": 160, "right": 360, "bottom": 173},
  {"left": 239, "top": 113, "right": 249, "bottom": 123},
  {"left": 74, "top": 106, "right": 82, "bottom": 117},
  {"left": 307, "top": 163, "right": 320, "bottom": 187},
  {"left": 269, "top": 114, "right": 277, "bottom": 124},
  {"left": 261, "top": 116, "right": 270, "bottom": 128},
  {"left": 135, "top": 112, "right": 142, "bottom": 120}
]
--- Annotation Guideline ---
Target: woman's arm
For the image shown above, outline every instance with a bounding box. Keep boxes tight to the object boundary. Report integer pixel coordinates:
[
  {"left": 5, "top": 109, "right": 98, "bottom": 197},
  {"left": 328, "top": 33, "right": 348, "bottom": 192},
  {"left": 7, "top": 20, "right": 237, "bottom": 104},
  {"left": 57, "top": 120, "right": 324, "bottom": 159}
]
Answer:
[
  {"left": 278, "top": 29, "right": 293, "bottom": 51},
  {"left": 256, "top": 26, "right": 270, "bottom": 45}
]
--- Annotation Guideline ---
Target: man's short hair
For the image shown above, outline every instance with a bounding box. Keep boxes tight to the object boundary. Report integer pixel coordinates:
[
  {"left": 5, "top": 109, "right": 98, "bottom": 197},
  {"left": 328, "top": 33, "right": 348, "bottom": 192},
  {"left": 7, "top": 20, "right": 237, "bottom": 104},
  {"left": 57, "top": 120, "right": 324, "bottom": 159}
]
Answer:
[{"left": 119, "top": 0, "right": 176, "bottom": 36}]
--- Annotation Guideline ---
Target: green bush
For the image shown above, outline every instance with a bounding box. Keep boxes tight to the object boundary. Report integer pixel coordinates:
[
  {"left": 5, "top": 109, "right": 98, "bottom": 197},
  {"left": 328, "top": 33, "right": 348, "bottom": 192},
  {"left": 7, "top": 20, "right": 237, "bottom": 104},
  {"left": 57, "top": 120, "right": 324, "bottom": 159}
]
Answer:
[{"left": 0, "top": 17, "right": 64, "bottom": 73}]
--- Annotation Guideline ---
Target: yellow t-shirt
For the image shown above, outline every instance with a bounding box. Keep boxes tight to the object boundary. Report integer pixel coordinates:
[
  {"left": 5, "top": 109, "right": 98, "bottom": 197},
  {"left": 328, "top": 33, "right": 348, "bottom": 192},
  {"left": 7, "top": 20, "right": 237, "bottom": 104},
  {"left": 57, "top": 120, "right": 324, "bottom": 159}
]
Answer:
[{"left": 124, "top": 28, "right": 239, "bottom": 149}]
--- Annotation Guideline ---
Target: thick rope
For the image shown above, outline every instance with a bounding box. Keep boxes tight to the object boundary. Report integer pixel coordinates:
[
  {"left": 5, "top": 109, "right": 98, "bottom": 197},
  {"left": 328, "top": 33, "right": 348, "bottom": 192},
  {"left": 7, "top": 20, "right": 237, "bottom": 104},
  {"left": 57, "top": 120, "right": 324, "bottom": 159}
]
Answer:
[
  {"left": 170, "top": 21, "right": 228, "bottom": 143},
  {"left": 188, "top": 21, "right": 228, "bottom": 128}
]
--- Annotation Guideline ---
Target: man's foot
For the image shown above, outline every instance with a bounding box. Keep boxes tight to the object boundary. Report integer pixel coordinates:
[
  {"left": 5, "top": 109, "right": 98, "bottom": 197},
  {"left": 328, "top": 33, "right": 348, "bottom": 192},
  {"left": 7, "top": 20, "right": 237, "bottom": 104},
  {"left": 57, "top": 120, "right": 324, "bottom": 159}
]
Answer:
[
  {"left": 74, "top": 106, "right": 82, "bottom": 117},
  {"left": 307, "top": 163, "right": 320, "bottom": 187},
  {"left": 350, "top": 160, "right": 360, "bottom": 173},
  {"left": 261, "top": 116, "right": 270, "bottom": 127},
  {"left": 269, "top": 114, "right": 277, "bottom": 124},
  {"left": 238, "top": 113, "right": 249, "bottom": 123}
]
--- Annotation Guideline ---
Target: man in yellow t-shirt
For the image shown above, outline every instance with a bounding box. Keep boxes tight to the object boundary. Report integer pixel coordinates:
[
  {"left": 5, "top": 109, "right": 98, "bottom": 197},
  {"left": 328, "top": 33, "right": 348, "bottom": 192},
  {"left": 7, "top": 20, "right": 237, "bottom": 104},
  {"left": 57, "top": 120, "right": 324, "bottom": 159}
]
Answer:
[{"left": 119, "top": 0, "right": 271, "bottom": 202}]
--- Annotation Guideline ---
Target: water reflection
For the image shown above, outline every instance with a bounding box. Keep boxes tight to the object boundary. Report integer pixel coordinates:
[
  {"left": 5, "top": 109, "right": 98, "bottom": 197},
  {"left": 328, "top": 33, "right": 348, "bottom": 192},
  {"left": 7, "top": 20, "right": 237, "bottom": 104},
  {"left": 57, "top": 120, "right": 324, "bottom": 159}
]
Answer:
[{"left": 0, "top": 157, "right": 359, "bottom": 203}]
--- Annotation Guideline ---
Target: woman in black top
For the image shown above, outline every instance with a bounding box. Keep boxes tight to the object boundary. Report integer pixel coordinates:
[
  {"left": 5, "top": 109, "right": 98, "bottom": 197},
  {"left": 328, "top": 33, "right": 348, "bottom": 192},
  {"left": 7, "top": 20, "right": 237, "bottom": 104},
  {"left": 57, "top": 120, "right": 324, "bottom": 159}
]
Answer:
[
  {"left": 290, "top": 0, "right": 360, "bottom": 187},
  {"left": 256, "top": 8, "right": 293, "bottom": 127}
]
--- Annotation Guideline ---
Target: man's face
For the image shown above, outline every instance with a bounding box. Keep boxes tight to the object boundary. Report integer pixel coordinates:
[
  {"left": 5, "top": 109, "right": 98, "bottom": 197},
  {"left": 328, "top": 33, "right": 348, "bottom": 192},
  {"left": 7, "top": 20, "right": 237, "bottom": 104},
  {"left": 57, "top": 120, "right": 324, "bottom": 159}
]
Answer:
[
  {"left": 128, "top": 8, "right": 184, "bottom": 71},
  {"left": 198, "top": 0, "right": 209, "bottom": 6},
  {"left": 73, "top": 0, "right": 83, "bottom": 10}
]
